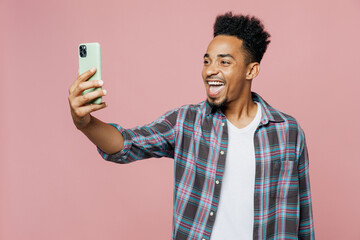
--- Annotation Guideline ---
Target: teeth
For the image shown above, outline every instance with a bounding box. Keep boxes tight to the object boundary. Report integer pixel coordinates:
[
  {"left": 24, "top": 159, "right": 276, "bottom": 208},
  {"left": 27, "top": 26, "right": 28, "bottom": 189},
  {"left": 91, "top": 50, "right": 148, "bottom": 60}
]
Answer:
[{"left": 208, "top": 81, "right": 224, "bottom": 86}]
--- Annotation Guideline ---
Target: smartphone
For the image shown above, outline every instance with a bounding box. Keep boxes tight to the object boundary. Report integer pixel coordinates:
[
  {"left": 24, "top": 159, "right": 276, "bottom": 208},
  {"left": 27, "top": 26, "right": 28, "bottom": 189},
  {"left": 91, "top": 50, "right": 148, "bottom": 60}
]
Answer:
[{"left": 78, "top": 42, "right": 102, "bottom": 104}]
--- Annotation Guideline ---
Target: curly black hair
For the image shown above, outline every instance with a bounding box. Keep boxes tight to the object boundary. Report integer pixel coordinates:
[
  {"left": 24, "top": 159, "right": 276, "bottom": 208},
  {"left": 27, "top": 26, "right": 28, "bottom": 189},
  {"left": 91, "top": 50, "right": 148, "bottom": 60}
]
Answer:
[{"left": 214, "top": 12, "right": 271, "bottom": 63}]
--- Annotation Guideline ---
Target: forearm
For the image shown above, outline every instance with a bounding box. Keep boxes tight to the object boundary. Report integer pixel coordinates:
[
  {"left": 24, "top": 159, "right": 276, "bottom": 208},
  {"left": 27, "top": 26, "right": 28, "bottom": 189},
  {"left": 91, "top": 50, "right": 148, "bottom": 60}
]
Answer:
[{"left": 79, "top": 115, "right": 124, "bottom": 154}]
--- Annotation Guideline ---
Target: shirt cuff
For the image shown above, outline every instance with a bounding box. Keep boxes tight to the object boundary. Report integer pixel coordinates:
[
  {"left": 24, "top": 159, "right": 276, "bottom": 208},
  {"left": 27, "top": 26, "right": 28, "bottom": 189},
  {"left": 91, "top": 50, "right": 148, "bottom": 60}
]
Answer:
[{"left": 97, "top": 123, "right": 132, "bottom": 163}]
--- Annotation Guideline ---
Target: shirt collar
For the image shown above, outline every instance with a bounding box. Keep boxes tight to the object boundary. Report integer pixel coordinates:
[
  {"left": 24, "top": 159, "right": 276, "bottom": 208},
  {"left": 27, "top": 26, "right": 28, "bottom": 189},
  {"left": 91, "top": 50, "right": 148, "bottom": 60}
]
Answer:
[{"left": 205, "top": 92, "right": 286, "bottom": 125}]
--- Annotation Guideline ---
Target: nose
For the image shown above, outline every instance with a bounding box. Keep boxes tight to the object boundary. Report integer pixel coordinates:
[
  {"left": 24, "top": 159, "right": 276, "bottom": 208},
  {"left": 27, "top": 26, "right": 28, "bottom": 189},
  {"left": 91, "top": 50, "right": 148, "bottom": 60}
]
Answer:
[{"left": 204, "top": 62, "right": 220, "bottom": 78}]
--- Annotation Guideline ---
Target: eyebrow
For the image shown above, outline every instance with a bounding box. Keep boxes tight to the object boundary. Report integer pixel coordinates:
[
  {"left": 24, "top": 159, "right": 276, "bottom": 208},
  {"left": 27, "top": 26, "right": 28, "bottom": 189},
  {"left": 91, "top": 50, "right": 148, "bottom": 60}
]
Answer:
[{"left": 203, "top": 53, "right": 235, "bottom": 59}]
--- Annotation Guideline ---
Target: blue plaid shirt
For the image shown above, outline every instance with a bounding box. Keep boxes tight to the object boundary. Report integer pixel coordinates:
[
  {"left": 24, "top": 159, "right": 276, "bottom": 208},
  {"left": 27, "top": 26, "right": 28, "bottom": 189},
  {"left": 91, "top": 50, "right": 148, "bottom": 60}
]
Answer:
[{"left": 98, "top": 92, "right": 315, "bottom": 239}]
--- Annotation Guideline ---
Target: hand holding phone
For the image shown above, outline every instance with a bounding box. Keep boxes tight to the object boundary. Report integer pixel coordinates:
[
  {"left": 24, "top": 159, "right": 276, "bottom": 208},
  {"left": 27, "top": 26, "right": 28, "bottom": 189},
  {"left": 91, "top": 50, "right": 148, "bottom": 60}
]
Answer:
[{"left": 68, "top": 42, "right": 107, "bottom": 130}]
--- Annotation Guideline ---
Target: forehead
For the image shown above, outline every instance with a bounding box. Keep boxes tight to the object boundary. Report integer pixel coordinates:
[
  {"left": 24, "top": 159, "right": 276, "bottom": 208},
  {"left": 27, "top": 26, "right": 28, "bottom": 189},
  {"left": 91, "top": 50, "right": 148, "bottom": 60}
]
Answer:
[{"left": 205, "top": 35, "right": 244, "bottom": 57}]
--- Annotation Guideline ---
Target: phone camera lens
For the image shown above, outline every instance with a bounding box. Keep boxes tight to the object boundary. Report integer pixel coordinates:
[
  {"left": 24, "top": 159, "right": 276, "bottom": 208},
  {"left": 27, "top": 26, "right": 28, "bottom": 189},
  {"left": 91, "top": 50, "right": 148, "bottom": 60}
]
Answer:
[{"left": 79, "top": 45, "right": 87, "bottom": 58}]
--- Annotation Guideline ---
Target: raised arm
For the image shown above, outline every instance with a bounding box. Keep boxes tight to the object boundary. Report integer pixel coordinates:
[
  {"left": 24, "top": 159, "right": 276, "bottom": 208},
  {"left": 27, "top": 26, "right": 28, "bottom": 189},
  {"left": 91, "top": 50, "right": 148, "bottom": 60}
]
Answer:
[{"left": 68, "top": 68, "right": 123, "bottom": 154}]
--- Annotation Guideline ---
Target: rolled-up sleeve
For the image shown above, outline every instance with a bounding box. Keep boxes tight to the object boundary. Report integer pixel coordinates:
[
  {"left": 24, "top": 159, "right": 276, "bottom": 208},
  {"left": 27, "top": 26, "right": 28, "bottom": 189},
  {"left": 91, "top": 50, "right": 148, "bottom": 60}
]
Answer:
[{"left": 97, "top": 109, "right": 178, "bottom": 164}]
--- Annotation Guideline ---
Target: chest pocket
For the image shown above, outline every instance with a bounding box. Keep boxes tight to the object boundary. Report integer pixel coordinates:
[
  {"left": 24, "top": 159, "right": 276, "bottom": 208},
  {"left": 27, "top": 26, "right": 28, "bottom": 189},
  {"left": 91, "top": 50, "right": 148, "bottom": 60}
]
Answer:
[{"left": 269, "top": 160, "right": 299, "bottom": 198}]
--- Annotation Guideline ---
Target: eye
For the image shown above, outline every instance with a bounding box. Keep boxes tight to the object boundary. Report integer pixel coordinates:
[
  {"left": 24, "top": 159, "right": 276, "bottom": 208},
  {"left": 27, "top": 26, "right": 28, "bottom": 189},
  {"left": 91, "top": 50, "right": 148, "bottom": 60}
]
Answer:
[
  {"left": 203, "top": 59, "right": 210, "bottom": 65},
  {"left": 221, "top": 60, "right": 230, "bottom": 65}
]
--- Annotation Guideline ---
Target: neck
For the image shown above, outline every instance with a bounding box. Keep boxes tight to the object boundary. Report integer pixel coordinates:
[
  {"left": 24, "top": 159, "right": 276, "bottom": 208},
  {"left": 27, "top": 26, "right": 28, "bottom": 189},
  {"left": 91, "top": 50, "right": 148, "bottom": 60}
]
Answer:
[{"left": 222, "top": 91, "right": 258, "bottom": 129}]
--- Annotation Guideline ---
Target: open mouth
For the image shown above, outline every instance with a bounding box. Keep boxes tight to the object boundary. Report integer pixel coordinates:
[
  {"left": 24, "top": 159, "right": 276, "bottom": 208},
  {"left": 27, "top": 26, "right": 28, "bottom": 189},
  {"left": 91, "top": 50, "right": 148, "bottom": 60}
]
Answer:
[{"left": 207, "top": 80, "right": 225, "bottom": 97}]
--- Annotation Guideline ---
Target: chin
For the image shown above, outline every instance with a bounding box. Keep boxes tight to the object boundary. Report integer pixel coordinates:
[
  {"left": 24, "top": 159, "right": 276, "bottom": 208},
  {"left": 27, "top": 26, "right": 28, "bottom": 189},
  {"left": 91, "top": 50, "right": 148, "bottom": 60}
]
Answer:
[{"left": 208, "top": 96, "right": 228, "bottom": 109}]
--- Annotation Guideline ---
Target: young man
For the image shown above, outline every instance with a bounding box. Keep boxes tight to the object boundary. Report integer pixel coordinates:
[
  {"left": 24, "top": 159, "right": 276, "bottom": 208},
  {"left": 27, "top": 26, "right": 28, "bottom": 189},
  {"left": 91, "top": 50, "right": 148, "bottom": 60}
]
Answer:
[{"left": 69, "top": 12, "right": 314, "bottom": 240}]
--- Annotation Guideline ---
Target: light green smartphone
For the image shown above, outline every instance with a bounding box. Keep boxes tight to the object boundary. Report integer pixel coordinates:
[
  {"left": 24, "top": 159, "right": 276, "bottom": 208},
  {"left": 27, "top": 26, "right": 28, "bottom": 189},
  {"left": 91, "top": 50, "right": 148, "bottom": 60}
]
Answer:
[{"left": 78, "top": 42, "right": 102, "bottom": 104}]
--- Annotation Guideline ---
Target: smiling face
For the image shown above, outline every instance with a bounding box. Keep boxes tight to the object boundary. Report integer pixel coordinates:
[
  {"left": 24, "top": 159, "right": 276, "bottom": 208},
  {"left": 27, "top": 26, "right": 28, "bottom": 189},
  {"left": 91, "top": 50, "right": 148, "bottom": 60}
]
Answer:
[{"left": 202, "top": 35, "right": 256, "bottom": 109}]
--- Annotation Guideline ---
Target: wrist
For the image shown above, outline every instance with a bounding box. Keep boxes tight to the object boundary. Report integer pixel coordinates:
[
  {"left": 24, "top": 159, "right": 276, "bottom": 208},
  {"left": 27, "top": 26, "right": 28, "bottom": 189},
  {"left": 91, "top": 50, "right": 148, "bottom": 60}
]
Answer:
[{"left": 75, "top": 114, "right": 92, "bottom": 131}]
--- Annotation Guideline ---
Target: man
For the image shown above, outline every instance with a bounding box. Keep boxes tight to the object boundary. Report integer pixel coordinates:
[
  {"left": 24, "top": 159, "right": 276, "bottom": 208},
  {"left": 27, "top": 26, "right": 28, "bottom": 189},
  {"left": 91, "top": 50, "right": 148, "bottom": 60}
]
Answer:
[{"left": 69, "top": 12, "right": 314, "bottom": 240}]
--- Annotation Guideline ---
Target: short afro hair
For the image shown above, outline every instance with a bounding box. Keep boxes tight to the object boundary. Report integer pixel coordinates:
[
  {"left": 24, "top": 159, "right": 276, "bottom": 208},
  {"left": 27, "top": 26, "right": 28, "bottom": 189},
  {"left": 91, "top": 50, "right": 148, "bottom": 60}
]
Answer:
[{"left": 214, "top": 12, "right": 271, "bottom": 63}]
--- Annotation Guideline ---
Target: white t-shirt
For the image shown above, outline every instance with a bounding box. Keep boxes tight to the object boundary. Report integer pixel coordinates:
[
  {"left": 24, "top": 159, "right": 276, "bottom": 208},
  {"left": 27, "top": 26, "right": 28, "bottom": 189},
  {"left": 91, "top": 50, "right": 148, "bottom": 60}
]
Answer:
[{"left": 211, "top": 102, "right": 262, "bottom": 240}]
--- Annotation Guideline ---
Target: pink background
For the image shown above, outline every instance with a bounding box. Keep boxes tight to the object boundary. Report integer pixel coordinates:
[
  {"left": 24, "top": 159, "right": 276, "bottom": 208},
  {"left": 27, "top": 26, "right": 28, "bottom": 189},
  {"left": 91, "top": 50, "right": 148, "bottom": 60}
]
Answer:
[{"left": 1, "top": 0, "right": 359, "bottom": 239}]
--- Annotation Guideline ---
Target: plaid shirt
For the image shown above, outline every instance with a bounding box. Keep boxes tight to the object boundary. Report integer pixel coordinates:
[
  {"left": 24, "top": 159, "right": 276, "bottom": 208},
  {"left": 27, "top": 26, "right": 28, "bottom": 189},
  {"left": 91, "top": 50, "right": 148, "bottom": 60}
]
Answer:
[{"left": 98, "top": 92, "right": 315, "bottom": 240}]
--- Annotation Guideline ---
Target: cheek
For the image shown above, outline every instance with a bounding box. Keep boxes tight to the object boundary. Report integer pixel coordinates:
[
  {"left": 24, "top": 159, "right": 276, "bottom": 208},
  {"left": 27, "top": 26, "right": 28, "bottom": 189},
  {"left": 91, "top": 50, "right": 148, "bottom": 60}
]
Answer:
[
  {"left": 224, "top": 70, "right": 244, "bottom": 93},
  {"left": 201, "top": 67, "right": 207, "bottom": 79}
]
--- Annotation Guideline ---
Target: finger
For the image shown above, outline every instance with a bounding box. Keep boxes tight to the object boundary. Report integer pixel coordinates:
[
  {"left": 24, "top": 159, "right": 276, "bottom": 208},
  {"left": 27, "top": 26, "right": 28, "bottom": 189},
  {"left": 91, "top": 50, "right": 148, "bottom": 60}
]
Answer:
[
  {"left": 69, "top": 67, "right": 97, "bottom": 95},
  {"left": 77, "top": 67, "right": 97, "bottom": 83},
  {"left": 72, "top": 80, "right": 104, "bottom": 97},
  {"left": 75, "top": 89, "right": 107, "bottom": 108},
  {"left": 75, "top": 102, "right": 107, "bottom": 117}
]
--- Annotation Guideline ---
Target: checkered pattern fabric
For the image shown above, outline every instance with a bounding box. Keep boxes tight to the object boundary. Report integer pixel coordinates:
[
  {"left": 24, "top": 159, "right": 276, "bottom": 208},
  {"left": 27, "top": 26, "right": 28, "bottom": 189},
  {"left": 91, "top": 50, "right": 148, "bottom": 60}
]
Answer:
[{"left": 98, "top": 92, "right": 314, "bottom": 240}]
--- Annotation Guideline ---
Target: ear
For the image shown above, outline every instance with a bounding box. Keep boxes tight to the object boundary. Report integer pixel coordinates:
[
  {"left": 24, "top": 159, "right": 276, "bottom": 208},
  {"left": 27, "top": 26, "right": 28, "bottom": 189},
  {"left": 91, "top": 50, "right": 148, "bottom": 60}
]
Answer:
[{"left": 246, "top": 62, "right": 260, "bottom": 80}]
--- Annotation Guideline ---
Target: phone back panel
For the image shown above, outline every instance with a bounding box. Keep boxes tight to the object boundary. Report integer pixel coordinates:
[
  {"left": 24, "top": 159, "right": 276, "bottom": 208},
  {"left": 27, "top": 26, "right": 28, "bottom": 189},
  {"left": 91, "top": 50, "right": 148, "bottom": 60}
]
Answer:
[{"left": 78, "top": 42, "right": 102, "bottom": 104}]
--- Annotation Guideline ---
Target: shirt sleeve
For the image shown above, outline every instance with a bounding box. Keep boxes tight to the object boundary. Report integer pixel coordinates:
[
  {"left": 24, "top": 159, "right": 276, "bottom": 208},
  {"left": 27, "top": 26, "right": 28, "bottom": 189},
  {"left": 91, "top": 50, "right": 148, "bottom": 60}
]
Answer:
[
  {"left": 97, "top": 109, "right": 178, "bottom": 164},
  {"left": 298, "top": 133, "right": 315, "bottom": 239}
]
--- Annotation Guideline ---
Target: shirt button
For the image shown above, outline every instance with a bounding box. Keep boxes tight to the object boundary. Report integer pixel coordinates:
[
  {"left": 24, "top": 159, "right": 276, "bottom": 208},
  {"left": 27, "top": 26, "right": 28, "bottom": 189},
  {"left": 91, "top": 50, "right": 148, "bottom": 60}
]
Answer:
[
  {"left": 220, "top": 151, "right": 224, "bottom": 155},
  {"left": 215, "top": 180, "right": 220, "bottom": 185},
  {"left": 202, "top": 238, "right": 206, "bottom": 240},
  {"left": 210, "top": 211, "right": 214, "bottom": 216},
  {"left": 222, "top": 122, "right": 225, "bottom": 126}
]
